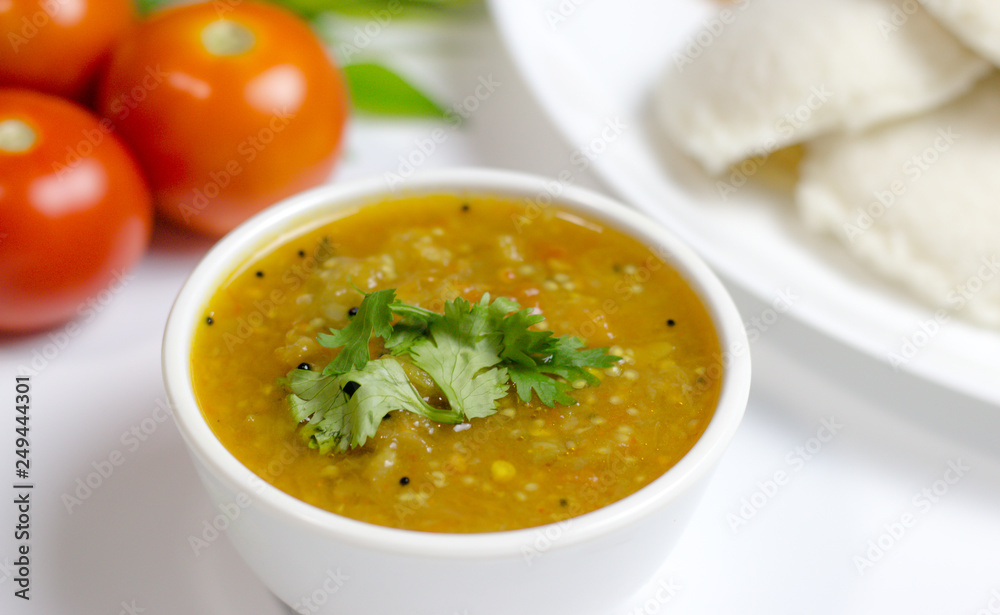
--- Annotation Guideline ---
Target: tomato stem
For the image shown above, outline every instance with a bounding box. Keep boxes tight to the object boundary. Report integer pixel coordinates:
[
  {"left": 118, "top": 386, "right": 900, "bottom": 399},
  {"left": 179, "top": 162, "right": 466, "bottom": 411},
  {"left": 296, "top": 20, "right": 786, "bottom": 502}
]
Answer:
[
  {"left": 0, "top": 119, "right": 36, "bottom": 154},
  {"left": 201, "top": 20, "right": 255, "bottom": 57}
]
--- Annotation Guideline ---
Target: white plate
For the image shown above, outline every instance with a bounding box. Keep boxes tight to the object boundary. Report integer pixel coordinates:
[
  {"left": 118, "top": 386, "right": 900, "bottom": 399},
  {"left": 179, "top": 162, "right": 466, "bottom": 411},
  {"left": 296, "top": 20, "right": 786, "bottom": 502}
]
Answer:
[{"left": 488, "top": 0, "right": 1000, "bottom": 406}]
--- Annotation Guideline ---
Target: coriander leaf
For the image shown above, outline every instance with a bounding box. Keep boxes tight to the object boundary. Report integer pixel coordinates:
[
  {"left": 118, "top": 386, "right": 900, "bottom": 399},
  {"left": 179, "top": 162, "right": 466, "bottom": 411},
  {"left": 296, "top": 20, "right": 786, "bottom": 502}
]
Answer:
[
  {"left": 483, "top": 294, "right": 522, "bottom": 320},
  {"left": 384, "top": 300, "right": 438, "bottom": 355},
  {"left": 543, "top": 335, "right": 620, "bottom": 385},
  {"left": 506, "top": 336, "right": 620, "bottom": 407},
  {"left": 408, "top": 296, "right": 509, "bottom": 420},
  {"left": 442, "top": 295, "right": 494, "bottom": 341},
  {"left": 318, "top": 288, "right": 396, "bottom": 375},
  {"left": 286, "top": 289, "right": 622, "bottom": 454},
  {"left": 384, "top": 321, "right": 427, "bottom": 356},
  {"left": 389, "top": 300, "right": 439, "bottom": 324},
  {"left": 495, "top": 307, "right": 552, "bottom": 366},
  {"left": 286, "top": 369, "right": 342, "bottom": 424},
  {"left": 506, "top": 364, "right": 578, "bottom": 407},
  {"left": 410, "top": 333, "right": 510, "bottom": 420},
  {"left": 287, "top": 359, "right": 458, "bottom": 453}
]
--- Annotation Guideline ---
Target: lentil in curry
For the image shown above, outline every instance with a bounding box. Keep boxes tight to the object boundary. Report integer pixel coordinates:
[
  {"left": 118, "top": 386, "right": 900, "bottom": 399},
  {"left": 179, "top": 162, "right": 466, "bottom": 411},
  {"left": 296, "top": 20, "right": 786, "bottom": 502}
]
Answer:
[{"left": 190, "top": 194, "right": 722, "bottom": 533}]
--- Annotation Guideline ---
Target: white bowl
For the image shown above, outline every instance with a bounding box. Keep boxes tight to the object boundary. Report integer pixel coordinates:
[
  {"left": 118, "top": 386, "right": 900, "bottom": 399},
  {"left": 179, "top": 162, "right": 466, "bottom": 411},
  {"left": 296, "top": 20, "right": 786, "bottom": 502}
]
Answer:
[{"left": 162, "top": 168, "right": 751, "bottom": 615}]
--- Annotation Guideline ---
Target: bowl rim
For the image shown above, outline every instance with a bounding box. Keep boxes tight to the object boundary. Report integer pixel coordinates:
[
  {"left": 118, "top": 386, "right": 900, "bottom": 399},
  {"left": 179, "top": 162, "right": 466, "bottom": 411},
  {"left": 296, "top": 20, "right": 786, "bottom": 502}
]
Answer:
[{"left": 162, "top": 167, "right": 751, "bottom": 559}]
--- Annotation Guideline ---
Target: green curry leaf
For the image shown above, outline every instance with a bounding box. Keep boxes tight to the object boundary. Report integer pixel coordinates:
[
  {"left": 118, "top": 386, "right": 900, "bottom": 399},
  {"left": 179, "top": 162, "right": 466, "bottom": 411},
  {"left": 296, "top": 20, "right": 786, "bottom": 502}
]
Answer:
[
  {"left": 343, "top": 63, "right": 447, "bottom": 118},
  {"left": 270, "top": 0, "right": 483, "bottom": 20}
]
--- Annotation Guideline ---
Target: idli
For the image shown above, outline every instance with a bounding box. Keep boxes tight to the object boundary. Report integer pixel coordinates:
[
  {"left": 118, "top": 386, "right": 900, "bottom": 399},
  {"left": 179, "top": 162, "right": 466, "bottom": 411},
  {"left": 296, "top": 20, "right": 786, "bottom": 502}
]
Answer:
[
  {"left": 797, "top": 73, "right": 1000, "bottom": 328},
  {"left": 920, "top": 0, "right": 1000, "bottom": 66},
  {"left": 656, "top": 0, "right": 990, "bottom": 175}
]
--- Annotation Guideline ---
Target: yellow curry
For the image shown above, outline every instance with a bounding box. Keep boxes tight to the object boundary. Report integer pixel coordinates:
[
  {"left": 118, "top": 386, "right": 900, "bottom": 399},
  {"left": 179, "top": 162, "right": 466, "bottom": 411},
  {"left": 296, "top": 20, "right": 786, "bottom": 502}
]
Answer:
[{"left": 190, "top": 194, "right": 722, "bottom": 533}]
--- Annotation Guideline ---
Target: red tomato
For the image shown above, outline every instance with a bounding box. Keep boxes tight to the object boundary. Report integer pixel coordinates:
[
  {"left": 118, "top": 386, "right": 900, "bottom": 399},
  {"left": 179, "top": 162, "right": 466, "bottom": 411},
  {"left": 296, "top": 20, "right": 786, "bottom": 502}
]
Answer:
[
  {"left": 0, "top": 0, "right": 135, "bottom": 100},
  {"left": 0, "top": 90, "right": 153, "bottom": 332},
  {"left": 97, "top": 1, "right": 349, "bottom": 237}
]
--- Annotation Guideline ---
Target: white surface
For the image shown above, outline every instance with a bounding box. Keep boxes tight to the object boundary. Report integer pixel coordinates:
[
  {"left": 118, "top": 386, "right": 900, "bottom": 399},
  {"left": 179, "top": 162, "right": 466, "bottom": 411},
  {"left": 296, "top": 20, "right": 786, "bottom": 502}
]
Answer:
[
  {"left": 1, "top": 14, "right": 999, "bottom": 615},
  {"left": 488, "top": 0, "right": 1000, "bottom": 408}
]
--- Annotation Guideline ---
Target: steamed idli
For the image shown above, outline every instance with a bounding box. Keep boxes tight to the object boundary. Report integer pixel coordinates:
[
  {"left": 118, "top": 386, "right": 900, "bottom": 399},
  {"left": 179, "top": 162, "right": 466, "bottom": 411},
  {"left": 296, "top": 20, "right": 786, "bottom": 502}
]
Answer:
[
  {"left": 797, "top": 73, "right": 1000, "bottom": 328},
  {"left": 920, "top": 0, "right": 1000, "bottom": 66},
  {"left": 656, "top": 0, "right": 990, "bottom": 175}
]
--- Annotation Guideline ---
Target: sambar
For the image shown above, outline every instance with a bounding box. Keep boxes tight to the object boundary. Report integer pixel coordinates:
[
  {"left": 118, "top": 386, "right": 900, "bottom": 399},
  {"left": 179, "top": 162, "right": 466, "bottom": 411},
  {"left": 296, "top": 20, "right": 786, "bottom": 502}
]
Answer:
[{"left": 190, "top": 194, "right": 722, "bottom": 533}]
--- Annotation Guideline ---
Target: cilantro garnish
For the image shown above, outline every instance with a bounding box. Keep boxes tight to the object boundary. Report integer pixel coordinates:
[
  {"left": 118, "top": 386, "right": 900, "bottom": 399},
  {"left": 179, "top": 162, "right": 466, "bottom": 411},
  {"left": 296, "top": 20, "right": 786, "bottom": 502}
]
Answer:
[
  {"left": 284, "top": 290, "right": 621, "bottom": 453},
  {"left": 316, "top": 288, "right": 396, "bottom": 375}
]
